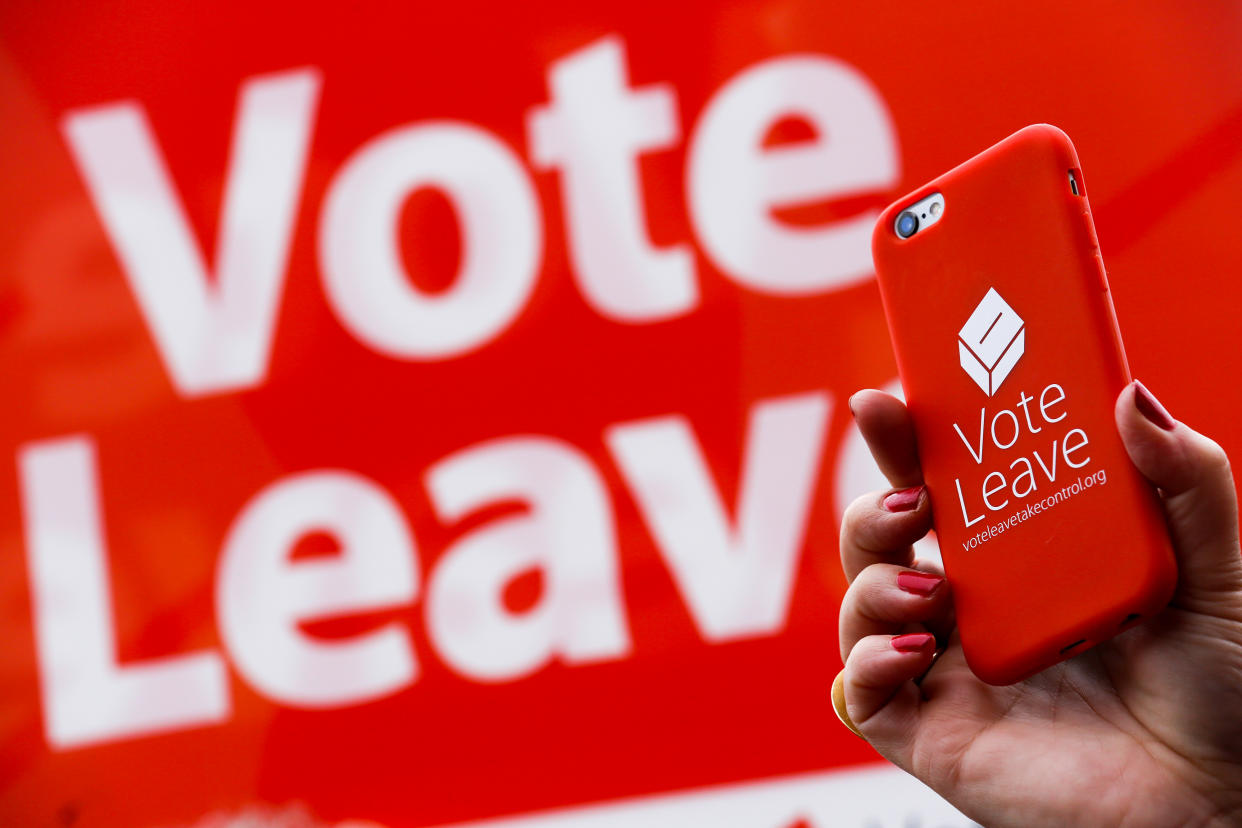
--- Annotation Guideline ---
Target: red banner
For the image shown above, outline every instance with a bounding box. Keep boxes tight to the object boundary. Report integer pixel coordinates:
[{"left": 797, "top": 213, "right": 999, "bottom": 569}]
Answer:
[{"left": 2, "top": 2, "right": 1240, "bottom": 825}]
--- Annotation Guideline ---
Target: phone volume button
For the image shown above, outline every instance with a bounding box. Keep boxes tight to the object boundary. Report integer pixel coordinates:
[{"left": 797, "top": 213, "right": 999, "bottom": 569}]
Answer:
[
  {"left": 1094, "top": 251, "right": 1110, "bottom": 292},
  {"left": 1082, "top": 209, "right": 1101, "bottom": 249}
]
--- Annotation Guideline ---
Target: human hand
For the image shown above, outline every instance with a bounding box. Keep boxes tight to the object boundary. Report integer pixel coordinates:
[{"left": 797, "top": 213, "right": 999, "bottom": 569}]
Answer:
[{"left": 835, "top": 381, "right": 1242, "bottom": 827}]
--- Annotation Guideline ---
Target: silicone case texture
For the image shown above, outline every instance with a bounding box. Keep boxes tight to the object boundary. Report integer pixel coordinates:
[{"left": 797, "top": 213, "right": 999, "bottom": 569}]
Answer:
[{"left": 872, "top": 125, "right": 1176, "bottom": 685}]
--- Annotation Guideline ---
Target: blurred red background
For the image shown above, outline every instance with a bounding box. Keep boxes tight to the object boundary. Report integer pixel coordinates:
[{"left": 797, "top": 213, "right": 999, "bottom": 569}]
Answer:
[{"left": 1, "top": 2, "right": 1240, "bottom": 825}]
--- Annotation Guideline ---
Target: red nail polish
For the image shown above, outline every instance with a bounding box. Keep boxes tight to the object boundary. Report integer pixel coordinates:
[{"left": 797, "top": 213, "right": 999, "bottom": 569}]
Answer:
[
  {"left": 891, "top": 633, "right": 935, "bottom": 653},
  {"left": 897, "top": 570, "right": 943, "bottom": 596},
  {"left": 883, "top": 486, "right": 923, "bottom": 512},
  {"left": 1134, "top": 381, "right": 1176, "bottom": 431}
]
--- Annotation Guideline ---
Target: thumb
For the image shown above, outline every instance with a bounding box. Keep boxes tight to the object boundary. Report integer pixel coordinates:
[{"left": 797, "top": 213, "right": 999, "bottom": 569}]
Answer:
[{"left": 1115, "top": 380, "right": 1242, "bottom": 615}]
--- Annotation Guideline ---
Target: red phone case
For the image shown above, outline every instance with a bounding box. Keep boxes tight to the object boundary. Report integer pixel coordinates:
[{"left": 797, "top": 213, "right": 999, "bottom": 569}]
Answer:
[{"left": 872, "top": 124, "right": 1176, "bottom": 685}]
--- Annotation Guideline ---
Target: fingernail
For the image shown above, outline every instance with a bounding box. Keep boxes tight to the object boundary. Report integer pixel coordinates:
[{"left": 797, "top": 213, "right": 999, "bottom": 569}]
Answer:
[
  {"left": 883, "top": 486, "right": 923, "bottom": 512},
  {"left": 1134, "top": 380, "right": 1176, "bottom": 431},
  {"left": 847, "top": 393, "right": 859, "bottom": 418},
  {"left": 831, "top": 670, "right": 865, "bottom": 739},
  {"left": 891, "top": 632, "right": 935, "bottom": 653},
  {"left": 897, "top": 570, "right": 944, "bottom": 596}
]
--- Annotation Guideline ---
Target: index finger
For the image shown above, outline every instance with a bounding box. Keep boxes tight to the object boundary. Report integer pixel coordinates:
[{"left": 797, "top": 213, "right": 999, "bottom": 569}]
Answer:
[{"left": 849, "top": 389, "right": 923, "bottom": 489}]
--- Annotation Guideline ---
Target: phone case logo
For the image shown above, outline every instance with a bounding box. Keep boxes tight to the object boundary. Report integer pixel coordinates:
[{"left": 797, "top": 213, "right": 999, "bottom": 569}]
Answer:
[{"left": 959, "top": 288, "right": 1025, "bottom": 396}]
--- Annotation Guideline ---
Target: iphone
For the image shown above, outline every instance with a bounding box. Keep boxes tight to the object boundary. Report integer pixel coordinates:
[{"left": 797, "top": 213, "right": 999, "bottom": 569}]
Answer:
[{"left": 871, "top": 124, "right": 1177, "bottom": 685}]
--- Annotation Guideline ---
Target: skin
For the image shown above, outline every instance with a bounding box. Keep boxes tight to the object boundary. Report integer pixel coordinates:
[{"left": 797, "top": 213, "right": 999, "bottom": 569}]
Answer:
[{"left": 837, "top": 382, "right": 1242, "bottom": 827}]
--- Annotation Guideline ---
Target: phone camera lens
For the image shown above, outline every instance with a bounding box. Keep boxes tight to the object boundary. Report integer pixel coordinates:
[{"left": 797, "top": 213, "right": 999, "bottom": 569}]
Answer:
[{"left": 896, "top": 211, "right": 919, "bottom": 239}]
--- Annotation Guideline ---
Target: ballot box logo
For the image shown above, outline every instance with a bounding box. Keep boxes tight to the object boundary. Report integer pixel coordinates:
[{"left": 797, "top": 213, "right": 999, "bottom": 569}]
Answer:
[{"left": 958, "top": 288, "right": 1024, "bottom": 396}]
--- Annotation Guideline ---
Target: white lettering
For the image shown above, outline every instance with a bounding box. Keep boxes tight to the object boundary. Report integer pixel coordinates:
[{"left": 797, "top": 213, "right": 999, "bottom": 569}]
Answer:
[
  {"left": 990, "top": 408, "right": 1020, "bottom": 449},
  {"left": 606, "top": 392, "right": 829, "bottom": 641},
  {"left": 425, "top": 437, "right": 630, "bottom": 682},
  {"left": 953, "top": 408, "right": 987, "bottom": 464},
  {"left": 320, "top": 122, "right": 541, "bottom": 359},
  {"left": 687, "top": 56, "right": 898, "bottom": 295},
  {"left": 19, "top": 437, "right": 229, "bottom": 749},
  {"left": 1009, "top": 455, "right": 1037, "bottom": 498},
  {"left": 1040, "top": 383, "right": 1067, "bottom": 423},
  {"left": 528, "top": 37, "right": 695, "bottom": 322},
  {"left": 955, "top": 477, "right": 985, "bottom": 528},
  {"left": 1033, "top": 441, "right": 1059, "bottom": 483},
  {"left": 217, "top": 471, "right": 418, "bottom": 707},
  {"left": 1063, "top": 427, "right": 1091, "bottom": 468},
  {"left": 61, "top": 69, "right": 320, "bottom": 397},
  {"left": 982, "top": 470, "right": 1009, "bottom": 511}
]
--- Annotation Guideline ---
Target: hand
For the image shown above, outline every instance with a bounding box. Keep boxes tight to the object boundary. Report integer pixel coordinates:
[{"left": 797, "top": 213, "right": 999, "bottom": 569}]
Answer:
[{"left": 836, "top": 381, "right": 1242, "bottom": 827}]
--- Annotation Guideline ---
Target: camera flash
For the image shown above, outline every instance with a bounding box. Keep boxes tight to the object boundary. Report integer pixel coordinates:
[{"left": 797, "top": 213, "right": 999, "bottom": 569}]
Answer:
[{"left": 929, "top": 201, "right": 942, "bottom": 217}]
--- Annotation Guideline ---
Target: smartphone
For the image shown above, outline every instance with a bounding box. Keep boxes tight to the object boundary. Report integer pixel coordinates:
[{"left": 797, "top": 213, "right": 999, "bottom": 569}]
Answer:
[{"left": 871, "top": 124, "right": 1177, "bottom": 685}]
